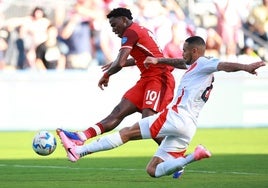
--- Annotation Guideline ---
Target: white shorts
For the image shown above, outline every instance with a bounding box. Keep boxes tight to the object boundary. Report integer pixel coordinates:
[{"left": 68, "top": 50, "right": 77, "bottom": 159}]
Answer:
[{"left": 139, "top": 108, "right": 196, "bottom": 160}]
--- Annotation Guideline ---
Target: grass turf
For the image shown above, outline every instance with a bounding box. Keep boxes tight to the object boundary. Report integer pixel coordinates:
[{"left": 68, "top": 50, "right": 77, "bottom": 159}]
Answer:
[{"left": 0, "top": 128, "right": 268, "bottom": 188}]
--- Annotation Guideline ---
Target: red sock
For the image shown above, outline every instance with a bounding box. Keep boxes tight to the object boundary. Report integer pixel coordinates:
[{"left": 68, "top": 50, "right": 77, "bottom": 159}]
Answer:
[{"left": 83, "top": 123, "right": 105, "bottom": 139}]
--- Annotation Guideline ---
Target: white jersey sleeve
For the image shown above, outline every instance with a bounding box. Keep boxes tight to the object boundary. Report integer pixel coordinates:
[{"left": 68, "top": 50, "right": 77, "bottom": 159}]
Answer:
[
  {"left": 172, "top": 56, "right": 220, "bottom": 123},
  {"left": 196, "top": 56, "right": 220, "bottom": 73}
]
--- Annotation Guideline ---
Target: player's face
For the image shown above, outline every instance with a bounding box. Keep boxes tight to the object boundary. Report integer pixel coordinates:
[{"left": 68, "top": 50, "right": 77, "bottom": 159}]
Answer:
[
  {"left": 182, "top": 42, "right": 193, "bottom": 65},
  {"left": 109, "top": 17, "right": 126, "bottom": 38}
]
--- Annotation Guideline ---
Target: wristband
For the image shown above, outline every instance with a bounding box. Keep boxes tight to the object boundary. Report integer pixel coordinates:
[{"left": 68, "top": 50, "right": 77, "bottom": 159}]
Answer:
[{"left": 103, "top": 72, "right": 110, "bottom": 79}]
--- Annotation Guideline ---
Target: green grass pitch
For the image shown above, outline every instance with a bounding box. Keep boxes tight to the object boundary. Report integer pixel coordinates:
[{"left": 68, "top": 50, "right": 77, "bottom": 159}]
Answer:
[{"left": 0, "top": 128, "right": 268, "bottom": 188}]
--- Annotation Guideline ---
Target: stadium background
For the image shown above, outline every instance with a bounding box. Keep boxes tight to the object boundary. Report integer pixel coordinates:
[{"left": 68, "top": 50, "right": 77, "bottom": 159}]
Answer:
[
  {"left": 0, "top": 67, "right": 267, "bottom": 131},
  {"left": 0, "top": 0, "right": 267, "bottom": 131}
]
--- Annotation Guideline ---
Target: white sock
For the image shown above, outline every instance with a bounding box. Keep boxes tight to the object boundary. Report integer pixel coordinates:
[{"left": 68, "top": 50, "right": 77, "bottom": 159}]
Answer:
[
  {"left": 155, "top": 153, "right": 195, "bottom": 177},
  {"left": 76, "top": 132, "right": 123, "bottom": 155}
]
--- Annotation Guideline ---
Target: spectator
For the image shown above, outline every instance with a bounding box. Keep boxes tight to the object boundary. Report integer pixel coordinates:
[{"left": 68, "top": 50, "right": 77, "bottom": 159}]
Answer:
[
  {"left": 24, "top": 7, "right": 51, "bottom": 69},
  {"left": 59, "top": 0, "right": 101, "bottom": 70},
  {"left": 0, "top": 13, "right": 8, "bottom": 70},
  {"left": 162, "top": 0, "right": 185, "bottom": 22},
  {"left": 4, "top": 6, "right": 50, "bottom": 70},
  {"left": 26, "top": 7, "right": 51, "bottom": 48},
  {"left": 99, "top": 14, "right": 121, "bottom": 65},
  {"left": 135, "top": 0, "right": 173, "bottom": 49},
  {"left": 163, "top": 21, "right": 188, "bottom": 58},
  {"left": 87, "top": 0, "right": 110, "bottom": 66},
  {"left": 247, "top": 0, "right": 268, "bottom": 41},
  {"left": 0, "top": 27, "right": 8, "bottom": 70},
  {"left": 35, "top": 25, "right": 66, "bottom": 70},
  {"left": 205, "top": 28, "right": 222, "bottom": 58},
  {"left": 15, "top": 25, "right": 29, "bottom": 69},
  {"left": 214, "top": 0, "right": 242, "bottom": 59}
]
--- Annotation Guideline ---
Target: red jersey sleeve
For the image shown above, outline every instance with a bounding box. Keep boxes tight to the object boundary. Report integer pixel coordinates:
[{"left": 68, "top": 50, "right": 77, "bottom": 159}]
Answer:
[{"left": 121, "top": 29, "right": 138, "bottom": 50}]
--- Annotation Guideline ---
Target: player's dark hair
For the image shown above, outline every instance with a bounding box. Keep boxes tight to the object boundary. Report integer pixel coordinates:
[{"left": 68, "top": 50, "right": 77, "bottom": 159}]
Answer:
[
  {"left": 107, "top": 8, "right": 133, "bottom": 20},
  {"left": 185, "top": 36, "right": 206, "bottom": 46}
]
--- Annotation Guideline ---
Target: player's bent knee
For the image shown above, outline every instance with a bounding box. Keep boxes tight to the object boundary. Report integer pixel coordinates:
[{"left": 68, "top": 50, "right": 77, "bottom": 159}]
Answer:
[
  {"left": 119, "top": 127, "right": 133, "bottom": 142},
  {"left": 119, "top": 123, "right": 142, "bottom": 141},
  {"left": 146, "top": 165, "right": 156, "bottom": 177}
]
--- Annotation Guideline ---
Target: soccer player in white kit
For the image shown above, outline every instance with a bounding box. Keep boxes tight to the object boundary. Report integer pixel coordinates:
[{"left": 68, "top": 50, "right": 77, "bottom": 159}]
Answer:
[{"left": 58, "top": 36, "right": 265, "bottom": 178}]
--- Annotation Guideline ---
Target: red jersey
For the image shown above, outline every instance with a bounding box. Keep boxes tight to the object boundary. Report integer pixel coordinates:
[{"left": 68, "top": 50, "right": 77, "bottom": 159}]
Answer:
[{"left": 121, "top": 22, "right": 174, "bottom": 77}]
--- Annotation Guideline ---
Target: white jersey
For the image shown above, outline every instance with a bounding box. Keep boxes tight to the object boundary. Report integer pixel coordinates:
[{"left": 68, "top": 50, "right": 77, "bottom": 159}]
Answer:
[
  {"left": 139, "top": 56, "right": 220, "bottom": 161},
  {"left": 172, "top": 56, "right": 220, "bottom": 123}
]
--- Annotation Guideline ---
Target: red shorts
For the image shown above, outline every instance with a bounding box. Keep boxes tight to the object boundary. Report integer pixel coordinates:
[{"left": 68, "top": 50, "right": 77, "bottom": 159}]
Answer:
[{"left": 123, "top": 72, "right": 175, "bottom": 112}]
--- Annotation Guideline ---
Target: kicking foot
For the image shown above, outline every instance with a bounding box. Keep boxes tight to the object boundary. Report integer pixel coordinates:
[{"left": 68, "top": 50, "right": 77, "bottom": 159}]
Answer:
[
  {"left": 194, "top": 145, "right": 211, "bottom": 161},
  {"left": 57, "top": 129, "right": 80, "bottom": 162},
  {"left": 56, "top": 128, "right": 85, "bottom": 146}
]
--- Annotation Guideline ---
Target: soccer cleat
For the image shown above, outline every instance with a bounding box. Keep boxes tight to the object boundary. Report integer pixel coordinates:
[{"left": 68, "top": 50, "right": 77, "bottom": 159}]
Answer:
[
  {"left": 173, "top": 168, "right": 184, "bottom": 179},
  {"left": 56, "top": 128, "right": 85, "bottom": 146},
  {"left": 193, "top": 145, "right": 211, "bottom": 161},
  {"left": 57, "top": 130, "right": 80, "bottom": 162}
]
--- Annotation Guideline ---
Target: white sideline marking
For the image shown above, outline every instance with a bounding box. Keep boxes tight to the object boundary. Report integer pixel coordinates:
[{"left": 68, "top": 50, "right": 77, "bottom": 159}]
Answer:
[{"left": 0, "top": 163, "right": 261, "bottom": 176}]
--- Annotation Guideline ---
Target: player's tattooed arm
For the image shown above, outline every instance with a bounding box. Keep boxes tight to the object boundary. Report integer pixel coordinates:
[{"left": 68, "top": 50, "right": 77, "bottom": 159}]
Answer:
[
  {"left": 157, "top": 58, "right": 188, "bottom": 69},
  {"left": 124, "top": 58, "right": 136, "bottom": 67},
  {"left": 144, "top": 57, "right": 187, "bottom": 69}
]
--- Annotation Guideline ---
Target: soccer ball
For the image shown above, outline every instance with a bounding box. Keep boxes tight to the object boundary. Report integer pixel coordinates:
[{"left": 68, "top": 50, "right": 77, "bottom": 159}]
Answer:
[{"left": 32, "top": 131, "right": 57, "bottom": 156}]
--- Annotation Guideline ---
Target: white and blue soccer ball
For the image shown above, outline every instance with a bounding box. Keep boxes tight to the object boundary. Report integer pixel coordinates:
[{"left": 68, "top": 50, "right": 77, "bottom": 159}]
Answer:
[{"left": 32, "top": 131, "right": 57, "bottom": 156}]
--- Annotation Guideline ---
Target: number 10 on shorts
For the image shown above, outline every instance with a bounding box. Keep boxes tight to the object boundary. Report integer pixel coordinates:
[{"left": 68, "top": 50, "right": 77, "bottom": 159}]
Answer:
[{"left": 145, "top": 90, "right": 159, "bottom": 105}]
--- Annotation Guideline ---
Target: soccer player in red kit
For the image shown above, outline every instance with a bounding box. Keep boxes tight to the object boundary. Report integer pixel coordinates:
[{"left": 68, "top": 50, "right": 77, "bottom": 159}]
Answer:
[{"left": 57, "top": 8, "right": 183, "bottom": 147}]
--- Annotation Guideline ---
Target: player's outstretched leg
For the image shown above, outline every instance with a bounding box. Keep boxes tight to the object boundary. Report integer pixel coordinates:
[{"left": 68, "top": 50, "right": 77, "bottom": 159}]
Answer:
[
  {"left": 57, "top": 130, "right": 82, "bottom": 162},
  {"left": 57, "top": 129, "right": 125, "bottom": 162},
  {"left": 154, "top": 145, "right": 211, "bottom": 178},
  {"left": 172, "top": 145, "right": 211, "bottom": 179},
  {"left": 56, "top": 128, "right": 86, "bottom": 146}
]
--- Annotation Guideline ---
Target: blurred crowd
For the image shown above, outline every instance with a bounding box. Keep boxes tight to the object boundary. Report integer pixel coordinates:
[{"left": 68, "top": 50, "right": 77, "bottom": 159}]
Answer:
[{"left": 0, "top": 0, "right": 267, "bottom": 71}]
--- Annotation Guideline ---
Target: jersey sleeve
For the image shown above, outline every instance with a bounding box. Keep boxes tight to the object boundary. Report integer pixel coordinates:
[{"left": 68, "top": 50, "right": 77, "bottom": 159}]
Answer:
[
  {"left": 198, "top": 56, "right": 220, "bottom": 74},
  {"left": 121, "top": 29, "right": 139, "bottom": 49}
]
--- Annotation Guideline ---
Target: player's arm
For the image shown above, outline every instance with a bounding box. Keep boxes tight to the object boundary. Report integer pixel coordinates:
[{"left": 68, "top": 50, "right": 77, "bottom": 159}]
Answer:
[
  {"left": 144, "top": 57, "right": 187, "bottom": 69},
  {"left": 101, "top": 57, "right": 135, "bottom": 72},
  {"left": 217, "top": 61, "right": 266, "bottom": 75},
  {"left": 105, "top": 48, "right": 131, "bottom": 76},
  {"left": 98, "top": 48, "right": 131, "bottom": 90},
  {"left": 124, "top": 58, "right": 136, "bottom": 67}
]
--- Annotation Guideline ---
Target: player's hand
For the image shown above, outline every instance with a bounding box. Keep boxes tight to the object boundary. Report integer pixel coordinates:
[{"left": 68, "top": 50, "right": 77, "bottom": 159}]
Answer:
[
  {"left": 98, "top": 74, "right": 109, "bottom": 90},
  {"left": 144, "top": 57, "right": 158, "bottom": 68},
  {"left": 101, "top": 62, "right": 112, "bottom": 72},
  {"left": 246, "top": 61, "right": 266, "bottom": 75}
]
